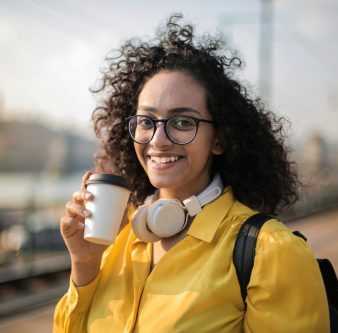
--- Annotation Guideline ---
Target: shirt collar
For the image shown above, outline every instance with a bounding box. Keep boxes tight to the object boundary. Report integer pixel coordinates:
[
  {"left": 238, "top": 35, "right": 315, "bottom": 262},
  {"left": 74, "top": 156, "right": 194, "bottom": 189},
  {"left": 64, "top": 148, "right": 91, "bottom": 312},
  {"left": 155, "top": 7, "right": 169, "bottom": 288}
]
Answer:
[{"left": 187, "top": 186, "right": 234, "bottom": 243}]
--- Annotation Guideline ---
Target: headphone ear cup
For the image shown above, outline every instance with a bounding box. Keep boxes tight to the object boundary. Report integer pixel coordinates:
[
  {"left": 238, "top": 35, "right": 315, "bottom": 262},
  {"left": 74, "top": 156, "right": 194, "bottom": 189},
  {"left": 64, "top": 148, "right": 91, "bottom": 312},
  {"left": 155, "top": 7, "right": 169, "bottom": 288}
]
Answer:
[
  {"left": 147, "top": 199, "right": 186, "bottom": 238},
  {"left": 131, "top": 205, "right": 161, "bottom": 243}
]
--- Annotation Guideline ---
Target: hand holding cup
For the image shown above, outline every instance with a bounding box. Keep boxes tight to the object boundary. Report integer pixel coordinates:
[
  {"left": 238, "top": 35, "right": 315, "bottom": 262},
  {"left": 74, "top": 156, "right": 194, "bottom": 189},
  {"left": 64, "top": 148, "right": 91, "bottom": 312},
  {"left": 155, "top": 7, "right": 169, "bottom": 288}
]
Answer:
[{"left": 60, "top": 171, "right": 108, "bottom": 265}]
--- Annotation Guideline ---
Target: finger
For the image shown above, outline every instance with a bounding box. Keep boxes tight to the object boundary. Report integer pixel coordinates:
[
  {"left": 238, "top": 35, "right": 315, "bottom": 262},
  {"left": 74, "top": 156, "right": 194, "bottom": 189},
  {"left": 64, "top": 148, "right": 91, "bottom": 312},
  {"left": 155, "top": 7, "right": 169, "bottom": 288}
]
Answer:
[
  {"left": 60, "top": 216, "right": 84, "bottom": 237},
  {"left": 80, "top": 171, "right": 93, "bottom": 193},
  {"left": 66, "top": 201, "right": 91, "bottom": 218},
  {"left": 72, "top": 190, "right": 94, "bottom": 204}
]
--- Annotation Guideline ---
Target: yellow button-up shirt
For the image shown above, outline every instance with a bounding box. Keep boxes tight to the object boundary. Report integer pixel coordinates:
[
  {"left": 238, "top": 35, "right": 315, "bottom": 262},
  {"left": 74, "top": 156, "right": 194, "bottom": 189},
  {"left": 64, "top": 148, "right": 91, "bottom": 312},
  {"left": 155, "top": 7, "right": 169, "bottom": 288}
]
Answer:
[{"left": 53, "top": 188, "right": 330, "bottom": 332}]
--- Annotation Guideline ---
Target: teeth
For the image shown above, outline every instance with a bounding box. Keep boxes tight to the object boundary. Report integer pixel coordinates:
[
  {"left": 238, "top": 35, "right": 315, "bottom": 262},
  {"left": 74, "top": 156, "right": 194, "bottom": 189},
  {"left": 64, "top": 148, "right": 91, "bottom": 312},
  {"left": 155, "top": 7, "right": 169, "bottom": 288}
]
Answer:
[{"left": 150, "top": 156, "right": 179, "bottom": 164}]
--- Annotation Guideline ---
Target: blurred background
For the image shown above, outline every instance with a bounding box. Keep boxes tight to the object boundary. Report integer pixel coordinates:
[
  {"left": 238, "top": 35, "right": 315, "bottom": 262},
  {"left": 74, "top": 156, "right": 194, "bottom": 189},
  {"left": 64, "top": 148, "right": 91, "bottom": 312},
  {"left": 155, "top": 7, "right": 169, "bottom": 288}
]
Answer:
[{"left": 0, "top": 0, "right": 337, "bottom": 331}]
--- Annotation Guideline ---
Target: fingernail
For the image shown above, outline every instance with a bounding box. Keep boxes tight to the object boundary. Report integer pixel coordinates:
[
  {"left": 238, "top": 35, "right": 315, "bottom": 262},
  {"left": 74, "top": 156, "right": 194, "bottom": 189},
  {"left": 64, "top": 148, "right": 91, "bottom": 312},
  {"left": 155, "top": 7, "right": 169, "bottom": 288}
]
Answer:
[
  {"left": 83, "top": 209, "right": 91, "bottom": 217},
  {"left": 84, "top": 192, "right": 92, "bottom": 199},
  {"left": 77, "top": 223, "right": 84, "bottom": 230}
]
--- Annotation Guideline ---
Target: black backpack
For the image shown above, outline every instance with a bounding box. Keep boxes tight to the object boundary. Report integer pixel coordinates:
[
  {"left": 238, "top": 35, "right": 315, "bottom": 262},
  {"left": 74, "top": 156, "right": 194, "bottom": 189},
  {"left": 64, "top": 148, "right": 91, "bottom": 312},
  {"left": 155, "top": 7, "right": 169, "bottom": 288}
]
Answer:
[{"left": 233, "top": 213, "right": 338, "bottom": 333}]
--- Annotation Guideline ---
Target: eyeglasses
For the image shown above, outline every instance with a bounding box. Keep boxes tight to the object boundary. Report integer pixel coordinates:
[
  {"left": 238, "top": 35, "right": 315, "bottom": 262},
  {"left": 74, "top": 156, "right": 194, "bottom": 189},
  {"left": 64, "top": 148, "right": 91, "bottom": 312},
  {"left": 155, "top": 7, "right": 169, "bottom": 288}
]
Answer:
[{"left": 126, "top": 115, "right": 214, "bottom": 145}]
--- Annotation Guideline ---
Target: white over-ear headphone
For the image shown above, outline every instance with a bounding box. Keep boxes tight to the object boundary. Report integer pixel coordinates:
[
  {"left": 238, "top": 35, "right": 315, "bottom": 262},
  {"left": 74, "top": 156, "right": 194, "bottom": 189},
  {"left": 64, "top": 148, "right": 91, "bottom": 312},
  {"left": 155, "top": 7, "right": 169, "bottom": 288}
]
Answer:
[{"left": 131, "top": 174, "right": 224, "bottom": 242}]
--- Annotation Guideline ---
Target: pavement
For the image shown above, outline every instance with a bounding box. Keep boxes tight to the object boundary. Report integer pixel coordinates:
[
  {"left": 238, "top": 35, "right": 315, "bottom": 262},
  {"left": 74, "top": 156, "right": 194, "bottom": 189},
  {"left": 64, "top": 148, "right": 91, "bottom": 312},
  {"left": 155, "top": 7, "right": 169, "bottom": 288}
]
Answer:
[{"left": 0, "top": 304, "right": 55, "bottom": 333}]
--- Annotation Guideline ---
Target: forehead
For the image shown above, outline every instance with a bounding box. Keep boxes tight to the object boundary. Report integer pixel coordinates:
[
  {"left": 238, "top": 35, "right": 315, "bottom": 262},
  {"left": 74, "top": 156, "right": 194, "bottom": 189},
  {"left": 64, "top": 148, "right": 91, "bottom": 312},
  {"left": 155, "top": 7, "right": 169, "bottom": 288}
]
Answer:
[{"left": 137, "top": 71, "right": 208, "bottom": 116}]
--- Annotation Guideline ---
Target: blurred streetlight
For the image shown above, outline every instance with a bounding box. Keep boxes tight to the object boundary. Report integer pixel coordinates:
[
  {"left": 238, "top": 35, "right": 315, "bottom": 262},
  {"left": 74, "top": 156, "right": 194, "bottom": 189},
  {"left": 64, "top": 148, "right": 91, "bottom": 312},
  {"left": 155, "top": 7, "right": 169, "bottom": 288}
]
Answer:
[
  {"left": 259, "top": 0, "right": 274, "bottom": 102},
  {"left": 218, "top": 0, "right": 275, "bottom": 103}
]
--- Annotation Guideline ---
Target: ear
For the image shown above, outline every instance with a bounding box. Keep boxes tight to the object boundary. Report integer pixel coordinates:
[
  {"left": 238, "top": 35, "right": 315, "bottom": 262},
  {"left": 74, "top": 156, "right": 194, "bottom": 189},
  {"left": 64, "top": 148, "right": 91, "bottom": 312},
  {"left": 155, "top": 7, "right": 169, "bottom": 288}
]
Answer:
[{"left": 211, "top": 136, "right": 225, "bottom": 155}]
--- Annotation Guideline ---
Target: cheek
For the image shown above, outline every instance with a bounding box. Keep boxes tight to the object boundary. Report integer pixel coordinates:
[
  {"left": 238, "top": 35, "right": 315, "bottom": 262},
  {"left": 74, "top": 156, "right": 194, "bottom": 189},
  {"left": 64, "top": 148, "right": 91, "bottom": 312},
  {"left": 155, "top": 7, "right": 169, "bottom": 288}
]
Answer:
[
  {"left": 194, "top": 129, "right": 215, "bottom": 153},
  {"left": 134, "top": 143, "right": 146, "bottom": 168},
  {"left": 187, "top": 136, "right": 214, "bottom": 164}
]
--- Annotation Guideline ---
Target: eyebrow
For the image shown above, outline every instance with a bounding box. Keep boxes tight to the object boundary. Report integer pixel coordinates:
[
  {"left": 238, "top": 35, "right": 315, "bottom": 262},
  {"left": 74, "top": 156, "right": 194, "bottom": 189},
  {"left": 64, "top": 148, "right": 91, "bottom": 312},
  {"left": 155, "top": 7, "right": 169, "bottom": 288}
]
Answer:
[{"left": 137, "top": 106, "right": 201, "bottom": 116}]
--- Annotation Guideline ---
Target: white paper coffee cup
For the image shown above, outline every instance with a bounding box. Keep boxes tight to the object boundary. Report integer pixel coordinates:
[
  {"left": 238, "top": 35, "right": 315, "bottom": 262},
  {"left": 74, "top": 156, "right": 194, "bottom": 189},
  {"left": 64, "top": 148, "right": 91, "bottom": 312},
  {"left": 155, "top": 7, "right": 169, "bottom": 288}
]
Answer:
[{"left": 84, "top": 174, "right": 131, "bottom": 245}]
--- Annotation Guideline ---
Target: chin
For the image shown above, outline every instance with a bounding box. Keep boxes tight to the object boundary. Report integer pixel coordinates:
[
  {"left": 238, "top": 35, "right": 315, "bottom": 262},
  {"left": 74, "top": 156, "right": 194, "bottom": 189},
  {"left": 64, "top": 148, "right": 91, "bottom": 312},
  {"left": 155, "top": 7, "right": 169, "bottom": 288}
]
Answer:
[{"left": 147, "top": 173, "right": 181, "bottom": 191}]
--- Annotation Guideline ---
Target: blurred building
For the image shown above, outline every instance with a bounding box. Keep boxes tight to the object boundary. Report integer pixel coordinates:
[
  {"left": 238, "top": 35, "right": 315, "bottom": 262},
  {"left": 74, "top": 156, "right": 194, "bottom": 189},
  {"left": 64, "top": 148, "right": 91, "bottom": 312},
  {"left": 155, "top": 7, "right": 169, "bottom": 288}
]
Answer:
[
  {"left": 301, "top": 133, "right": 332, "bottom": 193},
  {"left": 0, "top": 119, "right": 98, "bottom": 175},
  {"left": 284, "top": 132, "right": 338, "bottom": 218}
]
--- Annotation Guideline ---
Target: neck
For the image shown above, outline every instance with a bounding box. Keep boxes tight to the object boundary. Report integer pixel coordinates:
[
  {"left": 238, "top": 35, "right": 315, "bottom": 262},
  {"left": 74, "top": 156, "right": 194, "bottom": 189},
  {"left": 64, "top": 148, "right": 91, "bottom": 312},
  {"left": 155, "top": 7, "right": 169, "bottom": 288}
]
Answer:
[{"left": 158, "top": 174, "right": 211, "bottom": 202}]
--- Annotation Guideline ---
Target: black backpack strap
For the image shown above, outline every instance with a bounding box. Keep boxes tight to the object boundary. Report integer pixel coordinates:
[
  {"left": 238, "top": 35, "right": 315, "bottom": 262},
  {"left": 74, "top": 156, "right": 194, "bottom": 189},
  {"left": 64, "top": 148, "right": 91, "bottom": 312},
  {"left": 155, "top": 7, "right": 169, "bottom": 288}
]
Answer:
[
  {"left": 233, "top": 213, "right": 274, "bottom": 305},
  {"left": 317, "top": 259, "right": 338, "bottom": 309},
  {"left": 317, "top": 259, "right": 338, "bottom": 332}
]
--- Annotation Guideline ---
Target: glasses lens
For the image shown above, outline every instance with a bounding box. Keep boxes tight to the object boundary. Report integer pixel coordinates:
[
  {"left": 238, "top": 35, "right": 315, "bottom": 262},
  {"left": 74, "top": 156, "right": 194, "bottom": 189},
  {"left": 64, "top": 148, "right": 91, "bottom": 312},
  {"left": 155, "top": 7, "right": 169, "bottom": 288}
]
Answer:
[
  {"left": 128, "top": 116, "right": 154, "bottom": 143},
  {"left": 167, "top": 116, "right": 197, "bottom": 144}
]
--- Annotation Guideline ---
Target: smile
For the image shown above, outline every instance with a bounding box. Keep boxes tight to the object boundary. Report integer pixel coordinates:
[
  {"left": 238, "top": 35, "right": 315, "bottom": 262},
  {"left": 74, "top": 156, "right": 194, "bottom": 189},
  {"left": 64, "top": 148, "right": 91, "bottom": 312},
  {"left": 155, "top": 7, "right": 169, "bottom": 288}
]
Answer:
[
  {"left": 147, "top": 155, "right": 183, "bottom": 170},
  {"left": 150, "top": 156, "right": 180, "bottom": 164}
]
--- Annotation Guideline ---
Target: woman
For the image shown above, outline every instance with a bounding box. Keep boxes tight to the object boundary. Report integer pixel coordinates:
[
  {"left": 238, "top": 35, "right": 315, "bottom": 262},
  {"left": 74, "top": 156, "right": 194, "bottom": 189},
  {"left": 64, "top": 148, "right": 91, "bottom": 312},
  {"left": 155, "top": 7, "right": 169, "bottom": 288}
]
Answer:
[{"left": 53, "top": 14, "right": 330, "bottom": 332}]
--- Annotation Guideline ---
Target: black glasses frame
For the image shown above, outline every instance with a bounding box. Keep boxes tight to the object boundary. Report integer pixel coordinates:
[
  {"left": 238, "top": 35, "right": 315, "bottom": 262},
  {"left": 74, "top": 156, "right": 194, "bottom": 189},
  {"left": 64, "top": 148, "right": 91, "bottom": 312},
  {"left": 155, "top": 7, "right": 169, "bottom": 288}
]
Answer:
[{"left": 125, "top": 115, "right": 214, "bottom": 145}]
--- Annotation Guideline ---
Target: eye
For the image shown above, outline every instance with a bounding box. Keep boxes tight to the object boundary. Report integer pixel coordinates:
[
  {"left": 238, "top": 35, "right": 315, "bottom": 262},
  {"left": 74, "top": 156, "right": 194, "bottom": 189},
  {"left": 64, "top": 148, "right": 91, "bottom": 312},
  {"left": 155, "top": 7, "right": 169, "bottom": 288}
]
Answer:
[
  {"left": 171, "top": 116, "right": 195, "bottom": 130},
  {"left": 137, "top": 116, "right": 153, "bottom": 129}
]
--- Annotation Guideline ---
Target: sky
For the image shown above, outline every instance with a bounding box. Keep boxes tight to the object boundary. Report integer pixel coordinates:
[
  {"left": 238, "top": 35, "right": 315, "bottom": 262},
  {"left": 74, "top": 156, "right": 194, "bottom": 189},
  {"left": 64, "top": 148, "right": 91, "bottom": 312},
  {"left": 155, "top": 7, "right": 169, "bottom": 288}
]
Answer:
[{"left": 0, "top": 0, "right": 338, "bottom": 143}]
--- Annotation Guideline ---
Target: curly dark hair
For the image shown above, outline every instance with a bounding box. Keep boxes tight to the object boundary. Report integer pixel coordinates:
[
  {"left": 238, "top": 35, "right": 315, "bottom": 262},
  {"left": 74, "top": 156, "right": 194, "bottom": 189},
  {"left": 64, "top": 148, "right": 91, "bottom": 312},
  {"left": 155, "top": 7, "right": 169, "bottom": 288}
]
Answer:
[{"left": 91, "top": 14, "right": 301, "bottom": 215}]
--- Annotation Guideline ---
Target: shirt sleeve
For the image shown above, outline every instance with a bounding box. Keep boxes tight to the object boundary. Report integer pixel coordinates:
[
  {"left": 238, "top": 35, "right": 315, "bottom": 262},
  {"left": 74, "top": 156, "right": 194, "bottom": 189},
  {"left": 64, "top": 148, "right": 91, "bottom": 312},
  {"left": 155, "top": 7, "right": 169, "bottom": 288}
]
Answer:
[
  {"left": 53, "top": 210, "right": 135, "bottom": 333},
  {"left": 53, "top": 272, "right": 101, "bottom": 333},
  {"left": 244, "top": 220, "right": 330, "bottom": 333}
]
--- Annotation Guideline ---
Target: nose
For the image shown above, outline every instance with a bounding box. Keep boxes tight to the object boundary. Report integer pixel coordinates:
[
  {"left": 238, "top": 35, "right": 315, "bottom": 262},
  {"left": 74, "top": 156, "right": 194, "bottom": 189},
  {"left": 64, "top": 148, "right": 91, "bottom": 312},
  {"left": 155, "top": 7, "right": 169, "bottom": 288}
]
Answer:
[{"left": 150, "top": 123, "right": 172, "bottom": 149}]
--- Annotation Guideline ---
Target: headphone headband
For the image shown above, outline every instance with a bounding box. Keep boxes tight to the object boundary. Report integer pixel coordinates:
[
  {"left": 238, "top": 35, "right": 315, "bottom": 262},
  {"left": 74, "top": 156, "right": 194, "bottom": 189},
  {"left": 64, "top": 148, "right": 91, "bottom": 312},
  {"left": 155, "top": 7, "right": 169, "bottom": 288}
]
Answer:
[{"left": 183, "top": 173, "right": 223, "bottom": 216}]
